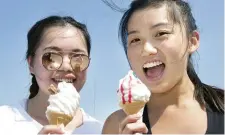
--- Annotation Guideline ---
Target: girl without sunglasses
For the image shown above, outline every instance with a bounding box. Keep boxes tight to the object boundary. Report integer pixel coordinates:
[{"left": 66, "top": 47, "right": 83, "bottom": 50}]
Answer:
[
  {"left": 0, "top": 15, "right": 102, "bottom": 134},
  {"left": 102, "top": 0, "right": 224, "bottom": 134}
]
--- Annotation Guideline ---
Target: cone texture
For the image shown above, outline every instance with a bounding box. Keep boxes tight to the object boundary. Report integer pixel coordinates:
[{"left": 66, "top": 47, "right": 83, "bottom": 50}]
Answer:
[
  {"left": 48, "top": 111, "right": 73, "bottom": 126},
  {"left": 120, "top": 101, "right": 146, "bottom": 115}
]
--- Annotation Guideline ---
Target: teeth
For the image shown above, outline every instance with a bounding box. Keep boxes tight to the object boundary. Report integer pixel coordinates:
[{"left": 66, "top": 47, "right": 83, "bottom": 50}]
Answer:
[
  {"left": 54, "top": 78, "right": 74, "bottom": 83},
  {"left": 143, "top": 61, "right": 163, "bottom": 68}
]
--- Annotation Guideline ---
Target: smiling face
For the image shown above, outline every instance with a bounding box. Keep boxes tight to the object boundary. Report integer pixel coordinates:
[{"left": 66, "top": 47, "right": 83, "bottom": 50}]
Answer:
[
  {"left": 126, "top": 5, "right": 199, "bottom": 93},
  {"left": 28, "top": 26, "right": 89, "bottom": 95}
]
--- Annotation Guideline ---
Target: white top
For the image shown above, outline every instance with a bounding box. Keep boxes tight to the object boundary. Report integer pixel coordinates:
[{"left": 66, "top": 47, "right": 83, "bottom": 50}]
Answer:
[{"left": 0, "top": 99, "right": 103, "bottom": 134}]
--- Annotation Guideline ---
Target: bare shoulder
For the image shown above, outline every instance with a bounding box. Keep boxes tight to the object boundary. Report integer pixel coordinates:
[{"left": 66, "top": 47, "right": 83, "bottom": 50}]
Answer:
[{"left": 102, "top": 109, "right": 127, "bottom": 134}]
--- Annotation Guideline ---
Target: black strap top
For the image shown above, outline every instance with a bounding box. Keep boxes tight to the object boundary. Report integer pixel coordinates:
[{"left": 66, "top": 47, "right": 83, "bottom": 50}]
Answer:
[{"left": 142, "top": 105, "right": 224, "bottom": 134}]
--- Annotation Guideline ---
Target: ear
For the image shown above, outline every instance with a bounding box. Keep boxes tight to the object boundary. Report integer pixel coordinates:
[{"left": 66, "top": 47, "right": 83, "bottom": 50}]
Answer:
[
  {"left": 188, "top": 30, "right": 200, "bottom": 54},
  {"left": 27, "top": 56, "right": 34, "bottom": 74}
]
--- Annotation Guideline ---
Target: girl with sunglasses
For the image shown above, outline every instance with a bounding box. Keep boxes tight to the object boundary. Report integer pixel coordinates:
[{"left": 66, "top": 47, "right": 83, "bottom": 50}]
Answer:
[
  {"left": 102, "top": 0, "right": 224, "bottom": 134},
  {"left": 0, "top": 15, "right": 102, "bottom": 134}
]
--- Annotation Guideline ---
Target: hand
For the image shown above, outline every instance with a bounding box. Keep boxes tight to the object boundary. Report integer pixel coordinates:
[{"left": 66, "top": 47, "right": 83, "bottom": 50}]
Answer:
[
  {"left": 119, "top": 114, "right": 148, "bottom": 134},
  {"left": 38, "top": 124, "right": 65, "bottom": 134}
]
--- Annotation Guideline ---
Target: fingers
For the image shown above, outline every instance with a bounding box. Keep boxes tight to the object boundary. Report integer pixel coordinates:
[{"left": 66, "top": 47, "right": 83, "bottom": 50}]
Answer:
[
  {"left": 122, "top": 122, "right": 148, "bottom": 134},
  {"left": 119, "top": 114, "right": 148, "bottom": 134},
  {"left": 120, "top": 114, "right": 141, "bottom": 129},
  {"left": 38, "top": 124, "right": 65, "bottom": 134}
]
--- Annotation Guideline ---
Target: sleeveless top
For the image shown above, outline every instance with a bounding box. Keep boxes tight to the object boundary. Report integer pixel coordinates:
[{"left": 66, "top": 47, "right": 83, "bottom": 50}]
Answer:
[{"left": 142, "top": 105, "right": 224, "bottom": 134}]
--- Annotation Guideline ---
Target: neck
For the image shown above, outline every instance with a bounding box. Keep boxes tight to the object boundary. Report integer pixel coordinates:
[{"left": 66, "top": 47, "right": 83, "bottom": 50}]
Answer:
[
  {"left": 27, "top": 90, "right": 49, "bottom": 125},
  {"left": 148, "top": 72, "right": 196, "bottom": 110}
]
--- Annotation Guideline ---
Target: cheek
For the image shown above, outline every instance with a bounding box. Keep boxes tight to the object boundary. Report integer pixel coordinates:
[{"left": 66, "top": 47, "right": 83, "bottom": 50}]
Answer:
[
  {"left": 77, "top": 71, "right": 86, "bottom": 81},
  {"left": 127, "top": 48, "right": 146, "bottom": 81},
  {"left": 32, "top": 57, "right": 52, "bottom": 91},
  {"left": 33, "top": 57, "right": 49, "bottom": 76},
  {"left": 127, "top": 47, "right": 142, "bottom": 68},
  {"left": 160, "top": 40, "right": 189, "bottom": 81},
  {"left": 161, "top": 39, "right": 187, "bottom": 63},
  {"left": 75, "top": 70, "right": 87, "bottom": 91}
]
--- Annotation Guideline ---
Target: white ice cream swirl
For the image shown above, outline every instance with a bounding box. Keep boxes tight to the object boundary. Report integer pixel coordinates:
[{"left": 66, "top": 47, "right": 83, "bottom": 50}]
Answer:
[
  {"left": 46, "top": 82, "right": 80, "bottom": 119},
  {"left": 117, "top": 70, "right": 151, "bottom": 104}
]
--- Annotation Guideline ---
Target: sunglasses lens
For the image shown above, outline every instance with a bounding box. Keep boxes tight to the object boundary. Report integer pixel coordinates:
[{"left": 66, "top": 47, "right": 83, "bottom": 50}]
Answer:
[
  {"left": 71, "top": 55, "right": 89, "bottom": 72},
  {"left": 42, "top": 53, "right": 62, "bottom": 70}
]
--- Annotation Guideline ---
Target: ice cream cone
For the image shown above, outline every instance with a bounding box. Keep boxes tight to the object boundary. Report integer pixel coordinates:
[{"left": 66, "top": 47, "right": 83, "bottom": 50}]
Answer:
[
  {"left": 120, "top": 101, "right": 146, "bottom": 115},
  {"left": 48, "top": 84, "right": 58, "bottom": 94},
  {"left": 47, "top": 84, "right": 73, "bottom": 126},
  {"left": 47, "top": 111, "right": 73, "bottom": 126},
  {"left": 117, "top": 70, "right": 150, "bottom": 135}
]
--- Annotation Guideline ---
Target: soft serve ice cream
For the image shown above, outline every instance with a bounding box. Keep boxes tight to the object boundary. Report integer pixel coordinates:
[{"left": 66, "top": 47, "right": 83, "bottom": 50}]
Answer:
[
  {"left": 46, "top": 81, "right": 80, "bottom": 126},
  {"left": 117, "top": 70, "right": 151, "bottom": 115}
]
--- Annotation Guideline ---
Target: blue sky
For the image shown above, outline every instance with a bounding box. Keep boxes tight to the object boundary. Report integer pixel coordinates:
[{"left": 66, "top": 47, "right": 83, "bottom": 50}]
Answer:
[{"left": 0, "top": 0, "right": 223, "bottom": 122}]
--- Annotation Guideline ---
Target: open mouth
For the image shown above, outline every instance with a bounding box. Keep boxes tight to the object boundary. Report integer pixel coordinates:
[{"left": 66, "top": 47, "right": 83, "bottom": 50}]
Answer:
[
  {"left": 143, "top": 60, "right": 165, "bottom": 81},
  {"left": 52, "top": 78, "right": 76, "bottom": 83}
]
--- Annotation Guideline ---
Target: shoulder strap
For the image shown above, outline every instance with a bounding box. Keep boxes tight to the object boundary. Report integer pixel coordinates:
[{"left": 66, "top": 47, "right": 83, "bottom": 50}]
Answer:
[
  {"left": 206, "top": 110, "right": 224, "bottom": 134},
  {"left": 143, "top": 105, "right": 152, "bottom": 134}
]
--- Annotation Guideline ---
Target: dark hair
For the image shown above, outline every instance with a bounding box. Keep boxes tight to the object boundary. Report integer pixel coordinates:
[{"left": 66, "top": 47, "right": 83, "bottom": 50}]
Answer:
[
  {"left": 26, "top": 15, "right": 91, "bottom": 99},
  {"left": 110, "top": 0, "right": 224, "bottom": 112}
]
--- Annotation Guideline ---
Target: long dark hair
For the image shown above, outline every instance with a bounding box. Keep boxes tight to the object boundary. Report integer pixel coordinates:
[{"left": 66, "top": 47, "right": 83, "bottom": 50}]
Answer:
[
  {"left": 105, "top": 0, "right": 224, "bottom": 113},
  {"left": 26, "top": 15, "right": 91, "bottom": 99}
]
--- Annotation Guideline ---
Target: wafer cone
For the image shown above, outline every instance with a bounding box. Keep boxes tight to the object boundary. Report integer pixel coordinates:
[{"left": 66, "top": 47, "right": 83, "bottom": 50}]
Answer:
[
  {"left": 120, "top": 101, "right": 146, "bottom": 115},
  {"left": 47, "top": 111, "right": 73, "bottom": 126},
  {"left": 47, "top": 84, "right": 73, "bottom": 126},
  {"left": 48, "top": 84, "right": 59, "bottom": 94}
]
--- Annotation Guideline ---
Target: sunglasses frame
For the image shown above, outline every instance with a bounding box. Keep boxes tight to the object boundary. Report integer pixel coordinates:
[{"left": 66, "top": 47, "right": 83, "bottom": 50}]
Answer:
[{"left": 42, "top": 52, "right": 91, "bottom": 72}]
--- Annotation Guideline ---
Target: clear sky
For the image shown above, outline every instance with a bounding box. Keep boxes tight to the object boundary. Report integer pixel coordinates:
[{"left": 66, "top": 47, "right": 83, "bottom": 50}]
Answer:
[{"left": 0, "top": 0, "right": 223, "bottom": 122}]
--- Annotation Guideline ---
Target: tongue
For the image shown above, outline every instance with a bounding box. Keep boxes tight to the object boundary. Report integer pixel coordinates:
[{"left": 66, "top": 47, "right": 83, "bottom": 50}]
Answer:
[{"left": 146, "top": 64, "right": 165, "bottom": 78}]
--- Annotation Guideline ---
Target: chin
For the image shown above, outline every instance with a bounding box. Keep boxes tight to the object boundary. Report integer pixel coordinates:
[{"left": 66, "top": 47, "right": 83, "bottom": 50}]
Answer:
[
  {"left": 143, "top": 79, "right": 171, "bottom": 94},
  {"left": 149, "top": 88, "right": 169, "bottom": 94},
  {"left": 74, "top": 82, "right": 85, "bottom": 92}
]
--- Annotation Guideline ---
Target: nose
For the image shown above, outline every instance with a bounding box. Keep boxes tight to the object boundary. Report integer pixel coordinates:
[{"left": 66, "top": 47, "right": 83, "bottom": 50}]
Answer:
[
  {"left": 59, "top": 56, "right": 73, "bottom": 72},
  {"left": 141, "top": 41, "right": 157, "bottom": 56}
]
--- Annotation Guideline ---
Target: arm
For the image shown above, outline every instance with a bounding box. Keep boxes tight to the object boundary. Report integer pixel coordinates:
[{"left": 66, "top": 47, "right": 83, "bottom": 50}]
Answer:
[{"left": 102, "top": 109, "right": 126, "bottom": 134}]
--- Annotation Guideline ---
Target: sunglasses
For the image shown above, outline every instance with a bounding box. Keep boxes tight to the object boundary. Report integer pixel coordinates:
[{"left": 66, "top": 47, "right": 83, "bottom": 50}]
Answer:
[{"left": 42, "top": 52, "right": 90, "bottom": 72}]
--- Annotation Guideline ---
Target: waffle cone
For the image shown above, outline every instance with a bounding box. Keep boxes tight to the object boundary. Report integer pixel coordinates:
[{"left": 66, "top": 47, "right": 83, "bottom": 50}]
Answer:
[
  {"left": 47, "top": 111, "right": 73, "bottom": 126},
  {"left": 120, "top": 101, "right": 147, "bottom": 115}
]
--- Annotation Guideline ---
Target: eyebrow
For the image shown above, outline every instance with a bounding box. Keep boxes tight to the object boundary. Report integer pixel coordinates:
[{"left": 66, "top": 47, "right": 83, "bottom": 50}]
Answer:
[
  {"left": 43, "top": 46, "right": 86, "bottom": 53},
  {"left": 127, "top": 22, "right": 171, "bottom": 36},
  {"left": 150, "top": 22, "right": 171, "bottom": 29},
  {"left": 127, "top": 30, "right": 139, "bottom": 36}
]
